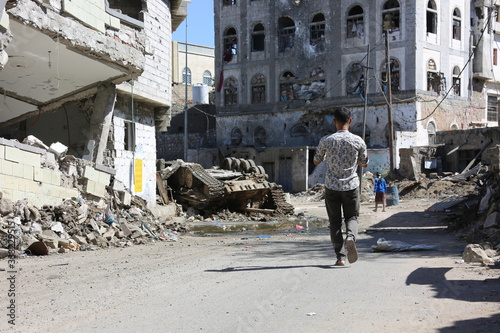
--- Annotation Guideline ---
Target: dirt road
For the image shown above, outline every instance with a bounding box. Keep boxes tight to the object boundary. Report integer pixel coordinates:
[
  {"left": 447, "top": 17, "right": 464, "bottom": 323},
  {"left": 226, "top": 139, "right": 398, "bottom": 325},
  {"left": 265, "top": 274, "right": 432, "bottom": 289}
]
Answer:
[{"left": 1, "top": 198, "right": 499, "bottom": 332}]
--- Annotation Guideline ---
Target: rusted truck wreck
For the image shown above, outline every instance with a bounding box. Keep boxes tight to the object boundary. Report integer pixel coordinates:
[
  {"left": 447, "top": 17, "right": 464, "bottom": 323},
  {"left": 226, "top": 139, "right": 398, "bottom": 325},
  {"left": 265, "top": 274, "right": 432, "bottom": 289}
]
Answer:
[{"left": 157, "top": 159, "right": 294, "bottom": 215}]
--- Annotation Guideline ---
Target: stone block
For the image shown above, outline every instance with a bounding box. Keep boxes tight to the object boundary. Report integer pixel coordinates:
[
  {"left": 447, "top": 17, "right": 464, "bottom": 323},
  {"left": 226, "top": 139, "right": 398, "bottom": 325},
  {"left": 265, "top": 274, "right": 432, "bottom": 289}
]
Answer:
[
  {"left": 86, "top": 232, "right": 97, "bottom": 245},
  {"left": 103, "top": 229, "right": 115, "bottom": 240},
  {"left": 71, "top": 235, "right": 88, "bottom": 245},
  {"left": 23, "top": 164, "right": 34, "bottom": 180},
  {"left": 43, "top": 239, "right": 59, "bottom": 249},
  {"left": 84, "top": 179, "right": 107, "bottom": 198},
  {"left": 120, "top": 222, "right": 132, "bottom": 237},
  {"left": 131, "top": 230, "right": 144, "bottom": 239},
  {"left": 484, "top": 211, "right": 500, "bottom": 228},
  {"left": 50, "top": 170, "right": 61, "bottom": 185},
  {"left": 48, "top": 142, "right": 68, "bottom": 158},
  {"left": 5, "top": 146, "right": 41, "bottom": 167},
  {"left": 84, "top": 166, "right": 99, "bottom": 182},
  {"left": 117, "top": 190, "right": 131, "bottom": 206},
  {"left": 98, "top": 171, "right": 111, "bottom": 186},
  {"left": 0, "top": 144, "right": 4, "bottom": 159},
  {"left": 34, "top": 167, "right": 51, "bottom": 183}
]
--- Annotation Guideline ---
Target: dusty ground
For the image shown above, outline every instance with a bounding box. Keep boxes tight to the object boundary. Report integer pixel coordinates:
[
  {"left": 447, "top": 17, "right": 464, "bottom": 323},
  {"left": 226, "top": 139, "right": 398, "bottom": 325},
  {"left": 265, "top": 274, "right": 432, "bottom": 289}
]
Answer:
[{"left": 1, "top": 195, "right": 499, "bottom": 332}]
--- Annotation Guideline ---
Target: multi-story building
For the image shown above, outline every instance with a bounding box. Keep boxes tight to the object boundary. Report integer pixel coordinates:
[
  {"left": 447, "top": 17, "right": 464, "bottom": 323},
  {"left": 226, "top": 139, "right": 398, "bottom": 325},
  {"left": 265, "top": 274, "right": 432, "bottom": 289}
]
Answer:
[
  {"left": 0, "top": 0, "right": 189, "bottom": 208},
  {"left": 214, "top": 0, "right": 499, "bottom": 192},
  {"left": 156, "top": 41, "right": 216, "bottom": 165}
]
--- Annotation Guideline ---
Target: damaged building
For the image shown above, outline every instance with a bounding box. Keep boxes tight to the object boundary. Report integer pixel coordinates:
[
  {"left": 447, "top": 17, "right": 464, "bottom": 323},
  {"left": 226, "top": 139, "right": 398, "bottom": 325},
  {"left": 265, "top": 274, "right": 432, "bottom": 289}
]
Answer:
[
  {"left": 214, "top": 0, "right": 500, "bottom": 192},
  {"left": 0, "top": 0, "right": 189, "bottom": 208}
]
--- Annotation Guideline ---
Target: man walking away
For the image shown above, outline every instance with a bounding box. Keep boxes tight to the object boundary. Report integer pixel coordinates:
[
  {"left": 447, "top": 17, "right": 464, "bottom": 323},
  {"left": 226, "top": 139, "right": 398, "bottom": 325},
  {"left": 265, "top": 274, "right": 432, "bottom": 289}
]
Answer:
[{"left": 313, "top": 108, "right": 369, "bottom": 266}]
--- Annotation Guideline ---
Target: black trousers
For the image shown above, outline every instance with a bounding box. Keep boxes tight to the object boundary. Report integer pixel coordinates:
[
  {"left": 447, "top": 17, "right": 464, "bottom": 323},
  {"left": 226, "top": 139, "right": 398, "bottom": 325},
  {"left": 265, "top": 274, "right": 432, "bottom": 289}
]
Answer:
[{"left": 325, "top": 187, "right": 360, "bottom": 260}]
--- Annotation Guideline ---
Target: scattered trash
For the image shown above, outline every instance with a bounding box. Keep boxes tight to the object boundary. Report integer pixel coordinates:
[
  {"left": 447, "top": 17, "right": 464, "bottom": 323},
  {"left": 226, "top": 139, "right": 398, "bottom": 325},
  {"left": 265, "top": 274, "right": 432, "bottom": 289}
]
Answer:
[
  {"left": 306, "top": 312, "right": 316, "bottom": 316},
  {"left": 49, "top": 263, "right": 69, "bottom": 267},
  {"left": 371, "top": 238, "right": 439, "bottom": 252},
  {"left": 295, "top": 225, "right": 305, "bottom": 230},
  {"left": 241, "top": 235, "right": 271, "bottom": 240},
  {"left": 455, "top": 259, "right": 465, "bottom": 264}
]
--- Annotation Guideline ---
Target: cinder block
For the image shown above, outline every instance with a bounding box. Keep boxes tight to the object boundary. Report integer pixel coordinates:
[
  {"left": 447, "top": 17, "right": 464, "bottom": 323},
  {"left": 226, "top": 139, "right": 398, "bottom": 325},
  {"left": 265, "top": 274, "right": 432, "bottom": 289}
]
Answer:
[
  {"left": 50, "top": 170, "right": 61, "bottom": 186},
  {"left": 84, "top": 166, "right": 100, "bottom": 182},
  {"left": 2, "top": 174, "right": 19, "bottom": 190},
  {"left": 34, "top": 167, "right": 49, "bottom": 183},
  {"left": 0, "top": 144, "right": 4, "bottom": 159},
  {"left": 12, "top": 164, "right": 23, "bottom": 178},
  {"left": 23, "top": 179, "right": 42, "bottom": 194},
  {"left": 23, "top": 165, "right": 34, "bottom": 180},
  {"left": 85, "top": 179, "right": 106, "bottom": 198},
  {"left": 98, "top": 171, "right": 110, "bottom": 185},
  {"left": 5, "top": 146, "right": 41, "bottom": 167},
  {"left": 0, "top": 159, "right": 15, "bottom": 175}
]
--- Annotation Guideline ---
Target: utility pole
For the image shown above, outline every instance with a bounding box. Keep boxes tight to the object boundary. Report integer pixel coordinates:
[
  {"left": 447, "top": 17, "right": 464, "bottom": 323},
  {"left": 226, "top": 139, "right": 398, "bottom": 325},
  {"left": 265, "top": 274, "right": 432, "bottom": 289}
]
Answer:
[
  {"left": 183, "top": 17, "right": 189, "bottom": 162},
  {"left": 385, "top": 30, "right": 395, "bottom": 172},
  {"left": 360, "top": 44, "right": 370, "bottom": 194}
]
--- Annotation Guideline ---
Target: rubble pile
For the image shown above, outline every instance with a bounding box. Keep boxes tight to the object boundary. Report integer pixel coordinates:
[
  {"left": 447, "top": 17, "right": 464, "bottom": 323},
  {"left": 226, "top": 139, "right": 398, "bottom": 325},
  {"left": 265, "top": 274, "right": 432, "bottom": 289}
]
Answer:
[
  {"left": 0, "top": 193, "right": 187, "bottom": 257},
  {"left": 445, "top": 170, "right": 500, "bottom": 248}
]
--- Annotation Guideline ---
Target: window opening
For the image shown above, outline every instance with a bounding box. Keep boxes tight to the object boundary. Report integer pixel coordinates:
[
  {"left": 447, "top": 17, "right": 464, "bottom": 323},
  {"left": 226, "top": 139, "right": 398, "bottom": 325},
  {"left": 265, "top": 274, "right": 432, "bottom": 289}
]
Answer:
[
  {"left": 251, "top": 74, "right": 266, "bottom": 104},
  {"left": 427, "top": 1, "right": 437, "bottom": 34},
  {"left": 182, "top": 67, "right": 192, "bottom": 84},
  {"left": 487, "top": 95, "right": 498, "bottom": 122},
  {"left": 452, "top": 66, "right": 461, "bottom": 96},
  {"left": 426, "top": 59, "right": 442, "bottom": 93},
  {"left": 252, "top": 23, "right": 265, "bottom": 52},
  {"left": 347, "top": 6, "right": 364, "bottom": 39},
  {"left": 346, "top": 63, "right": 365, "bottom": 95},
  {"left": 124, "top": 121, "right": 136, "bottom": 151},
  {"left": 310, "top": 13, "right": 325, "bottom": 49},
  {"left": 224, "top": 77, "right": 238, "bottom": 105},
  {"left": 223, "top": 27, "right": 238, "bottom": 61},
  {"left": 427, "top": 122, "right": 436, "bottom": 145},
  {"left": 494, "top": 49, "right": 498, "bottom": 66},
  {"left": 231, "top": 128, "right": 242, "bottom": 146},
  {"left": 279, "top": 71, "right": 296, "bottom": 102},
  {"left": 278, "top": 17, "right": 295, "bottom": 52},
  {"left": 452, "top": 8, "right": 461, "bottom": 40},
  {"left": 254, "top": 127, "right": 267, "bottom": 147},
  {"left": 108, "top": 0, "right": 143, "bottom": 21},
  {"left": 382, "top": 0, "right": 400, "bottom": 32},
  {"left": 203, "top": 70, "right": 213, "bottom": 86},
  {"left": 381, "top": 58, "right": 400, "bottom": 92},
  {"left": 223, "top": 0, "right": 236, "bottom": 5}
]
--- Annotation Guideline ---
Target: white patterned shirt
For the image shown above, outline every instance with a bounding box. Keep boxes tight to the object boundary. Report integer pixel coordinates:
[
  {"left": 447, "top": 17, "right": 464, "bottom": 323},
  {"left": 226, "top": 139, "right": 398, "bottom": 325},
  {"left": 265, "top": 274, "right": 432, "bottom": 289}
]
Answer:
[{"left": 314, "top": 130, "right": 368, "bottom": 191}]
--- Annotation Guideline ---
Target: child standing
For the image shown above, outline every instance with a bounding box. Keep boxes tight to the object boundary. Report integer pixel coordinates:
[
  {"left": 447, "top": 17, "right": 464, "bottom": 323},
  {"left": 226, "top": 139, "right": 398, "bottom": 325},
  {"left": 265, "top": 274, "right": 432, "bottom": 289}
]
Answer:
[{"left": 374, "top": 172, "right": 387, "bottom": 212}]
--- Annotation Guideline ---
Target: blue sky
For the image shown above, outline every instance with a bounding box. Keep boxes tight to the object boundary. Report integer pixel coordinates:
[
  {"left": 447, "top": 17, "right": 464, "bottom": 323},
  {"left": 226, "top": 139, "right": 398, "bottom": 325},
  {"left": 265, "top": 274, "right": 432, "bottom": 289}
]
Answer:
[{"left": 172, "top": 0, "right": 215, "bottom": 48}]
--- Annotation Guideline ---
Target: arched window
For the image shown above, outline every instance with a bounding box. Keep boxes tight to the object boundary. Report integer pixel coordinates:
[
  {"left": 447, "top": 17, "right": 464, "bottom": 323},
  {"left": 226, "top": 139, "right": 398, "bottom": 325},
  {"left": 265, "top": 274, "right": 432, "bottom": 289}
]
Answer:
[
  {"left": 182, "top": 67, "right": 192, "bottom": 84},
  {"left": 452, "top": 66, "right": 461, "bottom": 96},
  {"left": 310, "top": 13, "right": 325, "bottom": 47},
  {"left": 346, "top": 63, "right": 364, "bottom": 95},
  {"left": 278, "top": 17, "right": 295, "bottom": 52},
  {"left": 382, "top": 0, "right": 400, "bottom": 32},
  {"left": 427, "top": 121, "right": 436, "bottom": 145},
  {"left": 223, "top": 27, "right": 238, "bottom": 58},
  {"left": 427, "top": 59, "right": 442, "bottom": 93},
  {"left": 203, "top": 70, "right": 212, "bottom": 86},
  {"left": 224, "top": 77, "right": 238, "bottom": 105},
  {"left": 251, "top": 74, "right": 266, "bottom": 104},
  {"left": 279, "top": 71, "right": 296, "bottom": 102},
  {"left": 427, "top": 1, "right": 437, "bottom": 34},
  {"left": 252, "top": 23, "right": 265, "bottom": 52},
  {"left": 231, "top": 127, "right": 242, "bottom": 146},
  {"left": 347, "top": 6, "right": 364, "bottom": 39},
  {"left": 254, "top": 126, "right": 266, "bottom": 147},
  {"left": 382, "top": 58, "right": 400, "bottom": 92},
  {"left": 290, "top": 123, "right": 309, "bottom": 137},
  {"left": 452, "top": 8, "right": 461, "bottom": 40}
]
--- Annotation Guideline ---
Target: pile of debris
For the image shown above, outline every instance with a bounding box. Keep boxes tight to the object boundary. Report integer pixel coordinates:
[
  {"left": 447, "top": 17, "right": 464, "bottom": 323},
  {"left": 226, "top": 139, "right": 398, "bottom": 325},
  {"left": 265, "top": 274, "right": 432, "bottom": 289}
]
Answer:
[{"left": 0, "top": 192, "right": 186, "bottom": 257}]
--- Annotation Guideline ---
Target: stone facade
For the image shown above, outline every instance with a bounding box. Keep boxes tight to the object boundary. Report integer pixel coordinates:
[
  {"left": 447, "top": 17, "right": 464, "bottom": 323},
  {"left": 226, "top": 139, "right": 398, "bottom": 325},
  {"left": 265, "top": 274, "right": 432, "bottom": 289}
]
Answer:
[{"left": 214, "top": 0, "right": 499, "bottom": 191}]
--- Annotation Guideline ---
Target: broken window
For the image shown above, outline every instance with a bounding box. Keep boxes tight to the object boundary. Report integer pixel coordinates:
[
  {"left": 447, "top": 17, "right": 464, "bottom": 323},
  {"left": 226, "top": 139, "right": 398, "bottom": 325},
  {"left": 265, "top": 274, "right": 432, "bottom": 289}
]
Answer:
[
  {"left": 427, "top": 1, "right": 437, "bottom": 34},
  {"left": 124, "top": 121, "right": 135, "bottom": 152},
  {"left": 252, "top": 23, "right": 265, "bottom": 52},
  {"left": 223, "top": 0, "right": 236, "bottom": 5},
  {"left": 382, "top": 0, "right": 400, "bottom": 32},
  {"left": 452, "top": 8, "right": 461, "bottom": 40},
  {"left": 203, "top": 70, "right": 212, "bottom": 86},
  {"left": 182, "top": 67, "right": 192, "bottom": 84},
  {"left": 310, "top": 13, "right": 325, "bottom": 49},
  {"left": 223, "top": 27, "right": 238, "bottom": 60},
  {"left": 224, "top": 77, "right": 238, "bottom": 106},
  {"left": 279, "top": 71, "right": 297, "bottom": 102},
  {"left": 251, "top": 74, "right": 266, "bottom": 104},
  {"left": 452, "top": 66, "right": 461, "bottom": 96},
  {"left": 427, "top": 121, "right": 436, "bottom": 145},
  {"left": 347, "top": 5, "right": 364, "bottom": 39},
  {"left": 346, "top": 63, "right": 364, "bottom": 95},
  {"left": 254, "top": 126, "right": 266, "bottom": 147},
  {"left": 292, "top": 68, "right": 326, "bottom": 100},
  {"left": 278, "top": 17, "right": 295, "bottom": 52},
  {"left": 381, "top": 58, "right": 400, "bottom": 92},
  {"left": 108, "top": 0, "right": 143, "bottom": 21},
  {"left": 487, "top": 95, "right": 498, "bottom": 122},
  {"left": 290, "top": 123, "right": 309, "bottom": 137},
  {"left": 231, "top": 127, "right": 242, "bottom": 146},
  {"left": 426, "top": 59, "right": 442, "bottom": 93}
]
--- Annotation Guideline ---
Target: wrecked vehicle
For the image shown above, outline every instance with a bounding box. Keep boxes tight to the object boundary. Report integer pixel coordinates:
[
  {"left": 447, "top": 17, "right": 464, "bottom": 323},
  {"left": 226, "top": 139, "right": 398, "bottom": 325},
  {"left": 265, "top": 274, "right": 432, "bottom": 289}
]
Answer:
[{"left": 157, "top": 158, "right": 294, "bottom": 215}]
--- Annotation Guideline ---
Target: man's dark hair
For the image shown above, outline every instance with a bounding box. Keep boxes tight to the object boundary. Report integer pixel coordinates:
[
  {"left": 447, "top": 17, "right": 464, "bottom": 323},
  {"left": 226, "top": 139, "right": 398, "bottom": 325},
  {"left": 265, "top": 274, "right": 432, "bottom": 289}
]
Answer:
[{"left": 333, "top": 107, "right": 351, "bottom": 124}]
